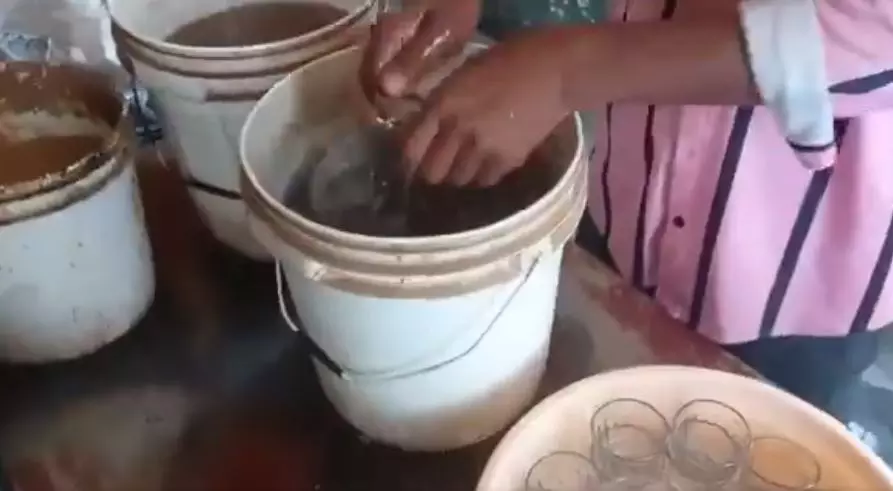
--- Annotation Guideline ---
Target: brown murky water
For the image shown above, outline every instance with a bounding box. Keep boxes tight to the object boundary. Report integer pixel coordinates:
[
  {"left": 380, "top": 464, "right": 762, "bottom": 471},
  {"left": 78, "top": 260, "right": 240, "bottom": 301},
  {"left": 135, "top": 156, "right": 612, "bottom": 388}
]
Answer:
[
  {"left": 165, "top": 2, "right": 349, "bottom": 47},
  {"left": 0, "top": 135, "right": 105, "bottom": 188},
  {"left": 403, "top": 154, "right": 556, "bottom": 236},
  {"left": 284, "top": 145, "right": 558, "bottom": 237}
]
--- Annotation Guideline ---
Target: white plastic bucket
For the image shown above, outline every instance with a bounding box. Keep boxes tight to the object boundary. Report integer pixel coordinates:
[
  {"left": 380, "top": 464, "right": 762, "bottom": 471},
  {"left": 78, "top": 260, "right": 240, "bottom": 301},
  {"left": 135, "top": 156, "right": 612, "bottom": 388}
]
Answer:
[
  {"left": 108, "top": 0, "right": 378, "bottom": 259},
  {"left": 240, "top": 45, "right": 587, "bottom": 451},
  {"left": 0, "top": 63, "right": 155, "bottom": 363}
]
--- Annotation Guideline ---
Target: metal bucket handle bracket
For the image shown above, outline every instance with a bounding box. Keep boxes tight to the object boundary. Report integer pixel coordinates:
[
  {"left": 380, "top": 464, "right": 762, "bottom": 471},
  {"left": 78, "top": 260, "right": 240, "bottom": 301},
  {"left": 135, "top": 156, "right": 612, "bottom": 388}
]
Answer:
[
  {"left": 133, "top": 85, "right": 244, "bottom": 198},
  {"left": 274, "top": 257, "right": 540, "bottom": 382}
]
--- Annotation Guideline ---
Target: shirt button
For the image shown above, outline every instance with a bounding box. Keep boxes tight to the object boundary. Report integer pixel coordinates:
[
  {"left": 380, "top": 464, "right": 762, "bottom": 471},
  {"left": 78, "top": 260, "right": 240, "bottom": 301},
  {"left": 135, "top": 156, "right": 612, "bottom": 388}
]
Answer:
[
  {"left": 672, "top": 216, "right": 685, "bottom": 228},
  {"left": 668, "top": 305, "right": 686, "bottom": 321}
]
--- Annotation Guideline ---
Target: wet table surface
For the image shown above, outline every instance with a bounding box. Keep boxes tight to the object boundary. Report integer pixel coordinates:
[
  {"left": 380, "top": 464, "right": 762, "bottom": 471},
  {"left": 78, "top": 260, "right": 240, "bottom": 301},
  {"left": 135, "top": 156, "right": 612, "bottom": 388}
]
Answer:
[{"left": 0, "top": 160, "right": 756, "bottom": 491}]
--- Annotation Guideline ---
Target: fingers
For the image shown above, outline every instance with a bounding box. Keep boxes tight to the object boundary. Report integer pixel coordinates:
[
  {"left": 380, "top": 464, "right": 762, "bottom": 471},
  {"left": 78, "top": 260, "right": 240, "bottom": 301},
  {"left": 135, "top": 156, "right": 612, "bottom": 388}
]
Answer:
[
  {"left": 360, "top": 11, "right": 422, "bottom": 101},
  {"left": 474, "top": 154, "right": 519, "bottom": 187},
  {"left": 401, "top": 108, "right": 439, "bottom": 181},
  {"left": 403, "top": 118, "right": 515, "bottom": 188},
  {"left": 419, "top": 116, "right": 462, "bottom": 183},
  {"left": 446, "top": 134, "right": 483, "bottom": 186},
  {"left": 379, "top": 12, "right": 457, "bottom": 97}
]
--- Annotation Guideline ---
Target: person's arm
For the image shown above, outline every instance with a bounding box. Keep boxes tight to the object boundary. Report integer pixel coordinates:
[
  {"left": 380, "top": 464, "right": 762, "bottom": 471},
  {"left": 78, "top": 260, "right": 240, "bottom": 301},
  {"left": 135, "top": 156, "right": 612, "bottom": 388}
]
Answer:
[
  {"left": 560, "top": 18, "right": 758, "bottom": 108},
  {"left": 560, "top": 0, "right": 893, "bottom": 169}
]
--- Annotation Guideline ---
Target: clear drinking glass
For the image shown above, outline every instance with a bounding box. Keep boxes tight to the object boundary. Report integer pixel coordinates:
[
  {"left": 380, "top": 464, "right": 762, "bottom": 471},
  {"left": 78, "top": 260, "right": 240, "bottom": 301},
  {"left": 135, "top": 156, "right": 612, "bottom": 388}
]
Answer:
[
  {"left": 590, "top": 398, "right": 670, "bottom": 486},
  {"left": 746, "top": 436, "right": 821, "bottom": 490},
  {"left": 525, "top": 451, "right": 599, "bottom": 491},
  {"left": 667, "top": 399, "right": 752, "bottom": 490}
]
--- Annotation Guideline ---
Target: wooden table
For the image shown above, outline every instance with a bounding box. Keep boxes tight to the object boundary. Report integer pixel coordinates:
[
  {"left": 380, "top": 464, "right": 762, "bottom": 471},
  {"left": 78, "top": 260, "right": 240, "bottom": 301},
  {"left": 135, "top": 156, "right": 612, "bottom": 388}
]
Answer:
[{"left": 0, "top": 159, "right": 755, "bottom": 491}]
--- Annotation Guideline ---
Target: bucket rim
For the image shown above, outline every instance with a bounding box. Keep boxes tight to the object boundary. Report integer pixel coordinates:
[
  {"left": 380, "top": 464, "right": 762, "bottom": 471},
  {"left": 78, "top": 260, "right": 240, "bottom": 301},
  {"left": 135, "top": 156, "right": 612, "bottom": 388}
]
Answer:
[
  {"left": 106, "top": 0, "right": 376, "bottom": 60},
  {"left": 114, "top": 23, "right": 364, "bottom": 83},
  {"left": 0, "top": 62, "right": 132, "bottom": 205},
  {"left": 243, "top": 171, "right": 586, "bottom": 295},
  {"left": 0, "top": 142, "right": 132, "bottom": 226},
  {"left": 239, "top": 45, "right": 585, "bottom": 248}
]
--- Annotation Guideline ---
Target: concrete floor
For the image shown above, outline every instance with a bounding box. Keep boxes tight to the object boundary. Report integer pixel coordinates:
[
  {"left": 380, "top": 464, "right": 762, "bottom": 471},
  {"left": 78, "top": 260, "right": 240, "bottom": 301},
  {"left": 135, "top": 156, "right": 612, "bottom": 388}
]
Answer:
[{"left": 862, "top": 329, "right": 893, "bottom": 391}]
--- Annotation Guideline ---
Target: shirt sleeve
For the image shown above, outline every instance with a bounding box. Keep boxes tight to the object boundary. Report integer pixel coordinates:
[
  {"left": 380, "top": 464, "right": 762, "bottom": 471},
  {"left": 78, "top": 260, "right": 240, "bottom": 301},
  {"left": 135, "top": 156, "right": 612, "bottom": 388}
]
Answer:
[{"left": 738, "top": 0, "right": 893, "bottom": 170}]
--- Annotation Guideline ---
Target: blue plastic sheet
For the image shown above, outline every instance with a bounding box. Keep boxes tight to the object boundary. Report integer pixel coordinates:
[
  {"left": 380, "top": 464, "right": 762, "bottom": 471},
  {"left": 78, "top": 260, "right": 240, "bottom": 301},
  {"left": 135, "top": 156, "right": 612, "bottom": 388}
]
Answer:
[{"left": 0, "top": 30, "right": 163, "bottom": 146}]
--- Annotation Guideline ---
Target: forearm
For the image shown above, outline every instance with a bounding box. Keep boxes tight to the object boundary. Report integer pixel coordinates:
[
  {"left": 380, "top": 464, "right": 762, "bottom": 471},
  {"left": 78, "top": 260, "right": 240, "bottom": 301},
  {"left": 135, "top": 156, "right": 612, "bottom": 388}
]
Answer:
[{"left": 558, "top": 18, "right": 760, "bottom": 110}]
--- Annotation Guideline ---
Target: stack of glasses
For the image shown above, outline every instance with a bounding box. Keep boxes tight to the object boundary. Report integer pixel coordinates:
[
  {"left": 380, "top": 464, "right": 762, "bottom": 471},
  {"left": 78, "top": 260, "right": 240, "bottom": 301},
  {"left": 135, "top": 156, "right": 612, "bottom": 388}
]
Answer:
[{"left": 525, "top": 398, "right": 822, "bottom": 491}]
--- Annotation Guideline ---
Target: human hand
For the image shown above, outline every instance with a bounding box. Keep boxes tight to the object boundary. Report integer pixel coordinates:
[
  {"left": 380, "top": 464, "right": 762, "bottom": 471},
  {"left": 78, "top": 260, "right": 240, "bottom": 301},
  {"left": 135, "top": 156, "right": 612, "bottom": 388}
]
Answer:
[
  {"left": 360, "top": 0, "right": 480, "bottom": 101},
  {"left": 399, "top": 28, "right": 572, "bottom": 187}
]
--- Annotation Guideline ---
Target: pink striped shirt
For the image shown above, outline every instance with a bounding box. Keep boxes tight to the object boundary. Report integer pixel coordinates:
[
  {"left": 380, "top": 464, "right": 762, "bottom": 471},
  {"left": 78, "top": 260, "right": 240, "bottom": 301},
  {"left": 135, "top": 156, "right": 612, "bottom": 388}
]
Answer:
[{"left": 587, "top": 0, "right": 893, "bottom": 343}]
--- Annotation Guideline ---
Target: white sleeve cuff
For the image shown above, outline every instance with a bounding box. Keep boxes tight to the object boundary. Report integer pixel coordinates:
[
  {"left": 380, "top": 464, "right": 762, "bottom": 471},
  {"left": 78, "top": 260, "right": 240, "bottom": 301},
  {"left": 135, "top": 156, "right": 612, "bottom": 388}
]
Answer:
[{"left": 739, "top": 0, "right": 836, "bottom": 170}]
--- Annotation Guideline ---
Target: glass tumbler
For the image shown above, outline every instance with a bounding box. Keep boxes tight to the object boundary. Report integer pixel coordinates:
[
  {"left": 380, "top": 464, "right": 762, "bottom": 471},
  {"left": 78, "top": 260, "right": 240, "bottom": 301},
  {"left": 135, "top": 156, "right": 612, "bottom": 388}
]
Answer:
[
  {"left": 590, "top": 398, "right": 670, "bottom": 486},
  {"left": 667, "top": 399, "right": 752, "bottom": 490},
  {"left": 525, "top": 451, "right": 599, "bottom": 491},
  {"left": 746, "top": 436, "right": 821, "bottom": 490}
]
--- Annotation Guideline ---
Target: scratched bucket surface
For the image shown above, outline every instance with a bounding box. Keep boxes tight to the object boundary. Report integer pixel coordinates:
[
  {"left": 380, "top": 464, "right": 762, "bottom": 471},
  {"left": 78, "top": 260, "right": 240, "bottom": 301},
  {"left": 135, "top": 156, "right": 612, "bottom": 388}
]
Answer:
[
  {"left": 0, "top": 62, "right": 155, "bottom": 363},
  {"left": 240, "top": 44, "right": 589, "bottom": 451},
  {"left": 108, "top": 0, "right": 378, "bottom": 259}
]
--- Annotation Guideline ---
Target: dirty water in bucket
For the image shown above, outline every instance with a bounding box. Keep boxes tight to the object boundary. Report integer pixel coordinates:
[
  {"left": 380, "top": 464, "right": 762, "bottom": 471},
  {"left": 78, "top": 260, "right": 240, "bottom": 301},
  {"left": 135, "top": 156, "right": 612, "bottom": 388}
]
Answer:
[
  {"left": 0, "top": 80, "right": 114, "bottom": 195},
  {"left": 280, "top": 128, "right": 558, "bottom": 237},
  {"left": 0, "top": 135, "right": 106, "bottom": 189},
  {"left": 165, "top": 2, "right": 350, "bottom": 47}
]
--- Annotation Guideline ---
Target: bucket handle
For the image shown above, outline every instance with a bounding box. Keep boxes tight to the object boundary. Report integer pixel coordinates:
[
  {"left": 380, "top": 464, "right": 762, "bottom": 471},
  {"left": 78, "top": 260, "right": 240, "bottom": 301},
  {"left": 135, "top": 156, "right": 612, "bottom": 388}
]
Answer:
[
  {"left": 275, "top": 257, "right": 540, "bottom": 382},
  {"left": 123, "top": 76, "right": 173, "bottom": 171}
]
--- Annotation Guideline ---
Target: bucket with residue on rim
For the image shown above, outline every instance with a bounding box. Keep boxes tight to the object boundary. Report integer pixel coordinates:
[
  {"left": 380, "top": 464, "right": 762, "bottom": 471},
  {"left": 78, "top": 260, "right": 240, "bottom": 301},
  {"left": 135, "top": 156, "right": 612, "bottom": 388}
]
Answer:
[
  {"left": 240, "top": 44, "right": 587, "bottom": 451},
  {"left": 0, "top": 62, "right": 155, "bottom": 363},
  {"left": 107, "top": 0, "right": 379, "bottom": 259}
]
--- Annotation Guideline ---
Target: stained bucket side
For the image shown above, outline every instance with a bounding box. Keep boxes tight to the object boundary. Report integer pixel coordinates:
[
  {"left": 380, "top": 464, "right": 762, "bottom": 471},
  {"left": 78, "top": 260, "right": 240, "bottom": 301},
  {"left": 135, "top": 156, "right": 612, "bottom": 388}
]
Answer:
[
  {"left": 0, "top": 62, "right": 155, "bottom": 363},
  {"left": 111, "top": 0, "right": 378, "bottom": 259},
  {"left": 106, "top": 0, "right": 377, "bottom": 59},
  {"left": 238, "top": 43, "right": 587, "bottom": 450}
]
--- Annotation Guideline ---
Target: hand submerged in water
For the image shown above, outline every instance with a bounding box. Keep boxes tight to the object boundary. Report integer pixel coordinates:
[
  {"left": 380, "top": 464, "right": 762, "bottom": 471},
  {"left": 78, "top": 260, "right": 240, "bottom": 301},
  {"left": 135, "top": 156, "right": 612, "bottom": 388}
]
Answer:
[{"left": 400, "top": 29, "right": 572, "bottom": 187}]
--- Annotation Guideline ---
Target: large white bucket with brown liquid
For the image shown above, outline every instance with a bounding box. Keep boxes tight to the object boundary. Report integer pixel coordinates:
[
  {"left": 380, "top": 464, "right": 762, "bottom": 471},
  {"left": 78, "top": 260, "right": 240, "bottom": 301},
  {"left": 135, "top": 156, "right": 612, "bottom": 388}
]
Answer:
[
  {"left": 107, "top": 0, "right": 378, "bottom": 259},
  {"left": 240, "top": 45, "right": 587, "bottom": 451},
  {"left": 0, "top": 63, "right": 155, "bottom": 363}
]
